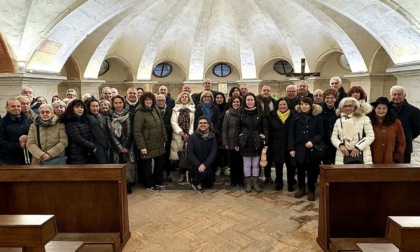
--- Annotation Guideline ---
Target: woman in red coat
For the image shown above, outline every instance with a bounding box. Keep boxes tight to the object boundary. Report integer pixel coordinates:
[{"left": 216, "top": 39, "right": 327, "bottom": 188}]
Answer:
[{"left": 367, "top": 97, "right": 405, "bottom": 164}]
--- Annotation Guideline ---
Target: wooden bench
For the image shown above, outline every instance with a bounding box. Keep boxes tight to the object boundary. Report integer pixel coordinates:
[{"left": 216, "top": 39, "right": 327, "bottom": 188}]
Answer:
[
  {"left": 330, "top": 238, "right": 391, "bottom": 252},
  {"left": 356, "top": 242, "right": 398, "bottom": 252},
  {"left": 0, "top": 241, "right": 85, "bottom": 252},
  {"left": 0, "top": 165, "right": 130, "bottom": 252},
  {"left": 0, "top": 215, "right": 56, "bottom": 252},
  {"left": 386, "top": 216, "right": 420, "bottom": 251},
  {"left": 317, "top": 164, "right": 420, "bottom": 251}
]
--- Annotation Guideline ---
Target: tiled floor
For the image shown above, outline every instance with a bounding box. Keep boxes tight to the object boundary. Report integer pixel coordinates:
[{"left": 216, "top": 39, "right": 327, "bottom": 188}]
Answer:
[{"left": 123, "top": 171, "right": 322, "bottom": 251}]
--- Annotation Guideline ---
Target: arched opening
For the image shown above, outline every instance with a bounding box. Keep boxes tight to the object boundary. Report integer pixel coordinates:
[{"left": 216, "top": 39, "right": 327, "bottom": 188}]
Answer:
[
  {"left": 0, "top": 33, "right": 14, "bottom": 73},
  {"left": 60, "top": 56, "right": 81, "bottom": 80}
]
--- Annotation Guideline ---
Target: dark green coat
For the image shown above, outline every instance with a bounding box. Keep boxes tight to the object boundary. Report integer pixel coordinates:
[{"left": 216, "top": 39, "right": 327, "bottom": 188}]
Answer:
[{"left": 133, "top": 106, "right": 167, "bottom": 159}]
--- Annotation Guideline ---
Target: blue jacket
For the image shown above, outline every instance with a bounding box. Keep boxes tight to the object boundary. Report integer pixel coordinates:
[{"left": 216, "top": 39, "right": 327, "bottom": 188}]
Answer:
[{"left": 0, "top": 112, "right": 32, "bottom": 164}]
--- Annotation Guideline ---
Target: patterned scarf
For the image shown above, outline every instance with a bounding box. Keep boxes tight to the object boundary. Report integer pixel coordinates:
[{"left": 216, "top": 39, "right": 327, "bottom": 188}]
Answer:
[
  {"left": 110, "top": 105, "right": 130, "bottom": 137},
  {"left": 178, "top": 108, "right": 190, "bottom": 133},
  {"left": 341, "top": 113, "right": 355, "bottom": 149}
]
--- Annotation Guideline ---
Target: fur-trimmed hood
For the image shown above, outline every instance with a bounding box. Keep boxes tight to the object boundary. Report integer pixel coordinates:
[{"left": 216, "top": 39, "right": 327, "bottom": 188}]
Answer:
[
  {"left": 172, "top": 103, "right": 196, "bottom": 112},
  {"left": 335, "top": 106, "right": 365, "bottom": 117},
  {"left": 294, "top": 103, "right": 323, "bottom": 117}
]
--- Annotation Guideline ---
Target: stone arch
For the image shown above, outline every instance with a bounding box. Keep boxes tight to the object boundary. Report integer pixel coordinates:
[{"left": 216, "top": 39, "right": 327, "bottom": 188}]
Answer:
[
  {"left": 369, "top": 46, "right": 394, "bottom": 74},
  {"left": 60, "top": 56, "right": 81, "bottom": 80},
  {"left": 0, "top": 33, "right": 14, "bottom": 73},
  {"left": 204, "top": 60, "right": 241, "bottom": 82},
  {"left": 99, "top": 55, "right": 134, "bottom": 82}
]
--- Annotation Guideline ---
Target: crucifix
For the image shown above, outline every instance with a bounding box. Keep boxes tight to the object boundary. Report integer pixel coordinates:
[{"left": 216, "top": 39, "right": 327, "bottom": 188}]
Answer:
[{"left": 286, "top": 58, "right": 320, "bottom": 80}]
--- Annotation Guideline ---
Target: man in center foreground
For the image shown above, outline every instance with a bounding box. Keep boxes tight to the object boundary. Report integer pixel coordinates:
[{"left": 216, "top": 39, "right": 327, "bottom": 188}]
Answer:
[{"left": 187, "top": 116, "right": 217, "bottom": 192}]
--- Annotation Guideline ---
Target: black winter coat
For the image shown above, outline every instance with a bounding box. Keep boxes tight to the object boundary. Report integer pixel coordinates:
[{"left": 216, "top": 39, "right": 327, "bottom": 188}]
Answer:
[
  {"left": 390, "top": 100, "right": 420, "bottom": 154},
  {"left": 187, "top": 130, "right": 217, "bottom": 170},
  {"left": 0, "top": 112, "right": 32, "bottom": 164},
  {"left": 235, "top": 108, "right": 268, "bottom": 157},
  {"left": 63, "top": 114, "right": 96, "bottom": 164},
  {"left": 320, "top": 103, "right": 339, "bottom": 145},
  {"left": 267, "top": 110, "right": 294, "bottom": 163},
  {"left": 86, "top": 113, "right": 110, "bottom": 163},
  {"left": 288, "top": 105, "right": 324, "bottom": 164}
]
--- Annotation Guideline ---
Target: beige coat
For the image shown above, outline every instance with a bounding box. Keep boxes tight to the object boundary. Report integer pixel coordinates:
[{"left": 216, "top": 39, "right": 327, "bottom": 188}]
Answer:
[
  {"left": 27, "top": 116, "right": 68, "bottom": 164},
  {"left": 169, "top": 104, "right": 195, "bottom": 160}
]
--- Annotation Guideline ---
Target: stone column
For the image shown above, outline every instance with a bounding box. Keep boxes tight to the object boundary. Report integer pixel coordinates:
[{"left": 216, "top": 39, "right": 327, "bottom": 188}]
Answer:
[
  {"left": 60, "top": 79, "right": 105, "bottom": 100},
  {"left": 0, "top": 73, "right": 66, "bottom": 115},
  {"left": 344, "top": 73, "right": 396, "bottom": 102}
]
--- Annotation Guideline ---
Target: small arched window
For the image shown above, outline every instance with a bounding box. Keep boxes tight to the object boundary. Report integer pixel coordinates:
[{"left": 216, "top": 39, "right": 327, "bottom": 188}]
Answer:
[
  {"left": 153, "top": 63, "right": 172, "bottom": 77},
  {"left": 274, "top": 60, "right": 293, "bottom": 75},
  {"left": 98, "top": 60, "right": 110, "bottom": 76},
  {"left": 213, "top": 63, "right": 231, "bottom": 77}
]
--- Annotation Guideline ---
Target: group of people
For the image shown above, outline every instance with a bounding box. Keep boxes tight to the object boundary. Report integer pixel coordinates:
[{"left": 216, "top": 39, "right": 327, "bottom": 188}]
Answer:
[{"left": 1, "top": 78, "right": 419, "bottom": 200}]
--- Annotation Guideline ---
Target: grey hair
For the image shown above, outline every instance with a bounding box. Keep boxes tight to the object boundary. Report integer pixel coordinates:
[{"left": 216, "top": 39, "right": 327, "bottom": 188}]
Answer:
[
  {"left": 286, "top": 84, "right": 297, "bottom": 91},
  {"left": 330, "top": 76, "right": 342, "bottom": 85},
  {"left": 338, "top": 97, "right": 360, "bottom": 110},
  {"left": 390, "top": 85, "right": 406, "bottom": 95},
  {"left": 52, "top": 100, "right": 67, "bottom": 108},
  {"left": 39, "top": 103, "right": 53, "bottom": 112}
]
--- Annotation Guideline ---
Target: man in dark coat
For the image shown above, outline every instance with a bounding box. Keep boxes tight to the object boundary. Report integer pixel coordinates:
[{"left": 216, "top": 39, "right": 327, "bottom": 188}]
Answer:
[
  {"left": 285, "top": 84, "right": 300, "bottom": 112},
  {"left": 330, "top": 76, "right": 346, "bottom": 107},
  {"left": 156, "top": 94, "right": 173, "bottom": 182},
  {"left": 192, "top": 79, "right": 218, "bottom": 105},
  {"left": 187, "top": 116, "right": 218, "bottom": 192},
  {"left": 0, "top": 98, "right": 32, "bottom": 164},
  {"left": 320, "top": 88, "right": 339, "bottom": 165},
  {"left": 159, "top": 85, "right": 175, "bottom": 109},
  {"left": 256, "top": 84, "right": 277, "bottom": 183},
  {"left": 125, "top": 87, "right": 140, "bottom": 114},
  {"left": 297, "top": 80, "right": 314, "bottom": 100},
  {"left": 390, "top": 85, "right": 420, "bottom": 163}
]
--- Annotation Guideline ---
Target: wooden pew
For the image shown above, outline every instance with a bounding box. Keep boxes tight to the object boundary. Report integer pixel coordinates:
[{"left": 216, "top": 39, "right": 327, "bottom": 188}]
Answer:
[
  {"left": 0, "top": 165, "right": 130, "bottom": 252},
  {"left": 386, "top": 216, "right": 420, "bottom": 251},
  {"left": 317, "top": 164, "right": 420, "bottom": 251}
]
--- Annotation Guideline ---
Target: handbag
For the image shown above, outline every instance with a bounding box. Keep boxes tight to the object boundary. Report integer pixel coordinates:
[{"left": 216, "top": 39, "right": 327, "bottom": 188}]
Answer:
[
  {"left": 37, "top": 125, "right": 67, "bottom": 165},
  {"left": 343, "top": 151, "right": 364, "bottom": 164},
  {"left": 41, "top": 156, "right": 67, "bottom": 165},
  {"left": 178, "top": 142, "right": 190, "bottom": 170},
  {"left": 117, "top": 153, "right": 136, "bottom": 184},
  {"left": 310, "top": 140, "right": 328, "bottom": 160}
]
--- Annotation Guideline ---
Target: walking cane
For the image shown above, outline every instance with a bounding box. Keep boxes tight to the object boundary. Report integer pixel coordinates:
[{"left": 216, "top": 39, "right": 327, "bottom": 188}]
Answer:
[
  {"left": 259, "top": 146, "right": 268, "bottom": 182},
  {"left": 23, "top": 147, "right": 31, "bottom": 165}
]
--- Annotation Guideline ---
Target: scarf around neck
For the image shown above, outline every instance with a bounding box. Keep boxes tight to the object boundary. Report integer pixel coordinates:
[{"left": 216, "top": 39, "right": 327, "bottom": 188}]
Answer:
[
  {"left": 201, "top": 102, "right": 213, "bottom": 124},
  {"left": 341, "top": 113, "right": 355, "bottom": 149},
  {"left": 277, "top": 109, "right": 290, "bottom": 123}
]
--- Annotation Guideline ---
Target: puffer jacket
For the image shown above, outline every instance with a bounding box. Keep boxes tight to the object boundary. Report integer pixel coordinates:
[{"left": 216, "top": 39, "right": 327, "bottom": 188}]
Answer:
[
  {"left": 331, "top": 107, "right": 375, "bottom": 164},
  {"left": 63, "top": 114, "right": 96, "bottom": 164},
  {"left": 268, "top": 109, "right": 294, "bottom": 163},
  {"left": 235, "top": 108, "right": 268, "bottom": 157},
  {"left": 170, "top": 104, "right": 195, "bottom": 160},
  {"left": 133, "top": 105, "right": 167, "bottom": 159},
  {"left": 222, "top": 108, "right": 241, "bottom": 150},
  {"left": 288, "top": 104, "right": 324, "bottom": 164},
  {"left": 27, "top": 115, "right": 68, "bottom": 165}
]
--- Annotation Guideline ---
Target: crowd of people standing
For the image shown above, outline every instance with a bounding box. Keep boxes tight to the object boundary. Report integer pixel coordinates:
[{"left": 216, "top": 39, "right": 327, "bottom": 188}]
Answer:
[{"left": 1, "top": 78, "right": 419, "bottom": 200}]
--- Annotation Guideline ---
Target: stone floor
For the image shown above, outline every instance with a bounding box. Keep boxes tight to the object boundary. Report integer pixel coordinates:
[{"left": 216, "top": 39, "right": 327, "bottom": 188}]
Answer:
[{"left": 123, "top": 170, "right": 323, "bottom": 252}]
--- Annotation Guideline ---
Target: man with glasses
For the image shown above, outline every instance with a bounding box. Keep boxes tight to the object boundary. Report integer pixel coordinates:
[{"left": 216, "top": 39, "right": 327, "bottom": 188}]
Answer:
[
  {"left": 192, "top": 78, "right": 218, "bottom": 105},
  {"left": 320, "top": 88, "right": 339, "bottom": 165},
  {"left": 156, "top": 94, "right": 173, "bottom": 182},
  {"left": 329, "top": 76, "right": 346, "bottom": 106},
  {"left": 17, "top": 95, "right": 36, "bottom": 122},
  {"left": 187, "top": 116, "right": 217, "bottom": 192},
  {"left": 285, "top": 85, "right": 300, "bottom": 112}
]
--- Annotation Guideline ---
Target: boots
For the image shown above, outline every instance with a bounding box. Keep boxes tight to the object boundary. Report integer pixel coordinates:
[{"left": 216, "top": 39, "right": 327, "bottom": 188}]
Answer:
[
  {"left": 252, "top": 176, "right": 262, "bottom": 192},
  {"left": 294, "top": 187, "right": 306, "bottom": 198},
  {"left": 307, "top": 190, "right": 315, "bottom": 201},
  {"left": 178, "top": 174, "right": 185, "bottom": 183},
  {"left": 245, "top": 177, "right": 252, "bottom": 193}
]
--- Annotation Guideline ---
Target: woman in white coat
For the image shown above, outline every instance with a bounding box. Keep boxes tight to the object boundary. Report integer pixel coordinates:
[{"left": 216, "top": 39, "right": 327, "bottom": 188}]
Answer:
[
  {"left": 331, "top": 97, "right": 375, "bottom": 165},
  {"left": 170, "top": 92, "right": 196, "bottom": 182}
]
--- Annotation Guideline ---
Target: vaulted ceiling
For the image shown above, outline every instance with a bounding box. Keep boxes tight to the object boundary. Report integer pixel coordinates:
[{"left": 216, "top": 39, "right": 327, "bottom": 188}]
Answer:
[{"left": 1, "top": 0, "right": 420, "bottom": 81}]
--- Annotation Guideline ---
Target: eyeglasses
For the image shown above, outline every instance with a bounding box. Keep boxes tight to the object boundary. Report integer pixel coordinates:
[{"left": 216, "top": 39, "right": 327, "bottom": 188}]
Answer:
[
  {"left": 40, "top": 111, "right": 51, "bottom": 114},
  {"left": 203, "top": 96, "right": 211, "bottom": 98},
  {"left": 287, "top": 91, "right": 297, "bottom": 93},
  {"left": 343, "top": 105, "right": 354, "bottom": 108},
  {"left": 331, "top": 82, "right": 339, "bottom": 84}
]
